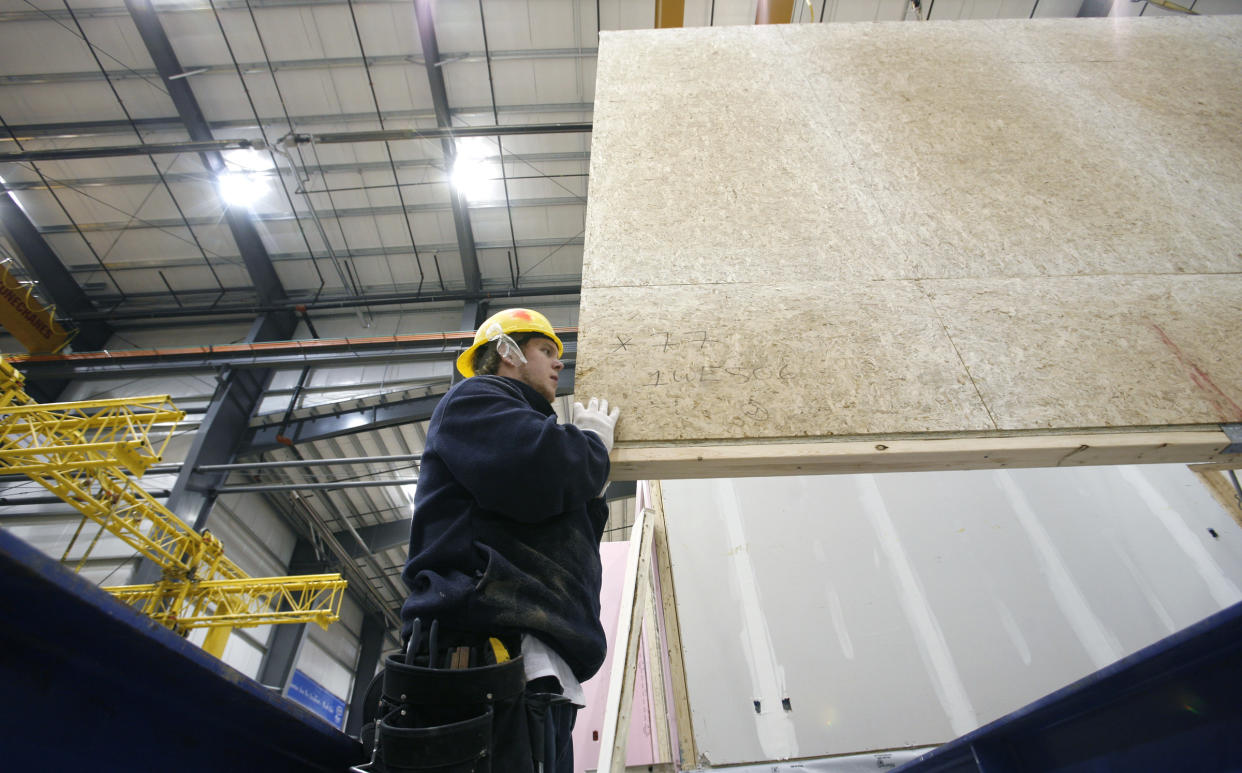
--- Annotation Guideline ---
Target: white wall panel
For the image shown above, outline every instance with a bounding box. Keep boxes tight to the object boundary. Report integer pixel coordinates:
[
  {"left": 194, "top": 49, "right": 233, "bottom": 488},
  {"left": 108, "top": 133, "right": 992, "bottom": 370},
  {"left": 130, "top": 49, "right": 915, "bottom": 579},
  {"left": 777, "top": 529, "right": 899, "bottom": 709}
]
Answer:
[
  {"left": 303, "top": 625, "right": 358, "bottom": 702},
  {"left": 661, "top": 463, "right": 1242, "bottom": 766}
]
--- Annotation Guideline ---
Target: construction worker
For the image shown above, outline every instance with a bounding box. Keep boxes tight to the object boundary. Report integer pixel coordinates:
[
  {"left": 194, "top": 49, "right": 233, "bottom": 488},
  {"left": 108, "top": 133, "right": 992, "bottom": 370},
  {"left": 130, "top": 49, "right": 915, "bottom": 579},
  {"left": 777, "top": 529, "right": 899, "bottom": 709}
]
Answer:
[{"left": 383, "top": 308, "right": 620, "bottom": 773}]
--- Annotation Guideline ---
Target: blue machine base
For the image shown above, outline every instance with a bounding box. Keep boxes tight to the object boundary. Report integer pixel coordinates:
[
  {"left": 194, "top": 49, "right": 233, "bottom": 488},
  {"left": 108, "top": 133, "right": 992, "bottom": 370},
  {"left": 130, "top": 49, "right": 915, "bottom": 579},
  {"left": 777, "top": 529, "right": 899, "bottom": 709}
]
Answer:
[
  {"left": 895, "top": 598, "right": 1242, "bottom": 773},
  {"left": 0, "top": 528, "right": 363, "bottom": 771}
]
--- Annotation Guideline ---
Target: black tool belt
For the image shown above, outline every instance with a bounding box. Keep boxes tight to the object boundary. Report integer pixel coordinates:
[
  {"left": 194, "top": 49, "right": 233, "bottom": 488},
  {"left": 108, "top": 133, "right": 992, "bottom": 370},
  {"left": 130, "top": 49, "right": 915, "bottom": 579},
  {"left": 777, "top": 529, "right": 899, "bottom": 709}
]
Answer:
[
  {"left": 361, "top": 653, "right": 527, "bottom": 773},
  {"left": 352, "top": 623, "right": 565, "bottom": 773}
]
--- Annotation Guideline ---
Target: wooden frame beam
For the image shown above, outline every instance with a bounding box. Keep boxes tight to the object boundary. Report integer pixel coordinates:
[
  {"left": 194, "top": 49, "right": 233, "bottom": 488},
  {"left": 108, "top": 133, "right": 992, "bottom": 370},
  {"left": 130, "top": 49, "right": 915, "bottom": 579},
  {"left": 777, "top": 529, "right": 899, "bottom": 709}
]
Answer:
[{"left": 607, "top": 428, "right": 1240, "bottom": 481}]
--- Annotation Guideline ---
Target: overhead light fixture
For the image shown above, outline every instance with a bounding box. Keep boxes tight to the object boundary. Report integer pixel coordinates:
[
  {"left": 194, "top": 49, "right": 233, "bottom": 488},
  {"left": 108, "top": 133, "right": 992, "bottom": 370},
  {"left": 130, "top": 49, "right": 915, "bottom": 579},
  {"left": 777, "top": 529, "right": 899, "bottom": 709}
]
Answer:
[
  {"left": 217, "top": 148, "right": 274, "bottom": 207},
  {"left": 216, "top": 171, "right": 268, "bottom": 207},
  {"left": 450, "top": 137, "right": 496, "bottom": 202}
]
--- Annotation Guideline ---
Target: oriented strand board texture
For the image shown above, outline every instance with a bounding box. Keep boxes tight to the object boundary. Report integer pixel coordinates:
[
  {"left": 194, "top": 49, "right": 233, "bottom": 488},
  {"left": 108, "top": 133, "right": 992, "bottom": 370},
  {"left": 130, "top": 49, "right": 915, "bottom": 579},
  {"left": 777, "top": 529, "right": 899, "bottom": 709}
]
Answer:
[{"left": 577, "top": 18, "right": 1242, "bottom": 446}]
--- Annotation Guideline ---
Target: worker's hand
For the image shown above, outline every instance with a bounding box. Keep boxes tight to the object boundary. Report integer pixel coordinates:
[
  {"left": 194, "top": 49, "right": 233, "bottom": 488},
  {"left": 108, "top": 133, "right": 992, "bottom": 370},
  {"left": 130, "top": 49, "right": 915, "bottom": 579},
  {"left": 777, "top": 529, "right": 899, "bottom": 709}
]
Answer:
[{"left": 572, "top": 397, "right": 620, "bottom": 452}]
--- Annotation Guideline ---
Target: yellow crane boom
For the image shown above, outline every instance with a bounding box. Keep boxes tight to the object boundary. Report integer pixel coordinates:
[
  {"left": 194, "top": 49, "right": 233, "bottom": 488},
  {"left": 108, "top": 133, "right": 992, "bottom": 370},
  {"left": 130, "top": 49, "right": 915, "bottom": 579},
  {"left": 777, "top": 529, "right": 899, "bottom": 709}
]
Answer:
[{"left": 0, "top": 357, "right": 348, "bottom": 656}]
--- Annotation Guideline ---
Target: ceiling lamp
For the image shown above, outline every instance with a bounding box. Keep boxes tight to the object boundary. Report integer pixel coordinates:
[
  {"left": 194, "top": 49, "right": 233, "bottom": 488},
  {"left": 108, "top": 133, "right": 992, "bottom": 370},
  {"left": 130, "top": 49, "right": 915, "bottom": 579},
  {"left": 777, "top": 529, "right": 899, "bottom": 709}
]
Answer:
[
  {"left": 217, "top": 149, "right": 273, "bottom": 207},
  {"left": 216, "top": 172, "right": 269, "bottom": 207},
  {"left": 450, "top": 137, "right": 496, "bottom": 202}
]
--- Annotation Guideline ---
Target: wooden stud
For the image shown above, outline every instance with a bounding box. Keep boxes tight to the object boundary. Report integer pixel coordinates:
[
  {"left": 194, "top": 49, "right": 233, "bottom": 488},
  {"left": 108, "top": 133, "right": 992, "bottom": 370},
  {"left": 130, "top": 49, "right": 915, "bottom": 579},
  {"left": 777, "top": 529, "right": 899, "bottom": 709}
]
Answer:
[
  {"left": 643, "top": 511, "right": 673, "bottom": 764},
  {"left": 597, "top": 506, "right": 654, "bottom": 773},
  {"left": 648, "top": 480, "right": 699, "bottom": 768},
  {"left": 607, "top": 428, "right": 1239, "bottom": 481}
]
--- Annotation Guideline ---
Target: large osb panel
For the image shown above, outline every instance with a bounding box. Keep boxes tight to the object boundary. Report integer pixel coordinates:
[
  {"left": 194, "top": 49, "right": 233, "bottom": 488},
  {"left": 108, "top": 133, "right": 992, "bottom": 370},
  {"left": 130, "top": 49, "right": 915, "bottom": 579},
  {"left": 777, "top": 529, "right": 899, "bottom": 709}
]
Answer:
[
  {"left": 924, "top": 275, "right": 1242, "bottom": 430},
  {"left": 578, "top": 18, "right": 1242, "bottom": 449},
  {"left": 577, "top": 282, "right": 993, "bottom": 441}
]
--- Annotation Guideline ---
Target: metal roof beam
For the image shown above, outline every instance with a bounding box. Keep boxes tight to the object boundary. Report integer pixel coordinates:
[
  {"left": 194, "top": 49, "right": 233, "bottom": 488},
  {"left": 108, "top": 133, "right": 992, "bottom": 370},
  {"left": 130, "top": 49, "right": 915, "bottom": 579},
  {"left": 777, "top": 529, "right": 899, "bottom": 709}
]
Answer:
[
  {"left": 413, "top": 0, "right": 481, "bottom": 293},
  {"left": 327, "top": 519, "right": 412, "bottom": 559},
  {"left": 0, "top": 48, "right": 599, "bottom": 86},
  {"left": 0, "top": 122, "right": 591, "bottom": 163},
  {"left": 34, "top": 195, "right": 584, "bottom": 233},
  {"left": 53, "top": 237, "right": 585, "bottom": 274},
  {"left": 244, "top": 365, "right": 575, "bottom": 454},
  {"left": 66, "top": 284, "right": 582, "bottom": 323},
  {"left": 0, "top": 152, "right": 590, "bottom": 191},
  {"left": 10, "top": 335, "right": 575, "bottom": 378},
  {"left": 246, "top": 390, "right": 448, "bottom": 454},
  {"left": 1, "top": 0, "right": 447, "bottom": 23},
  {"left": 123, "top": 0, "right": 287, "bottom": 308},
  {"left": 0, "top": 139, "right": 257, "bottom": 164},
  {"left": 3, "top": 103, "right": 594, "bottom": 140}
]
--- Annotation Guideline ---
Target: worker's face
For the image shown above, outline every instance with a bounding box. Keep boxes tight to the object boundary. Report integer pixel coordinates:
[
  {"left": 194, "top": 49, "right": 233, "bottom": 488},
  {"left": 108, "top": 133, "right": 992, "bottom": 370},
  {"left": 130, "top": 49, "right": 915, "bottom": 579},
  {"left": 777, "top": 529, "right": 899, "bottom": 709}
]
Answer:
[{"left": 504, "top": 336, "right": 563, "bottom": 403}]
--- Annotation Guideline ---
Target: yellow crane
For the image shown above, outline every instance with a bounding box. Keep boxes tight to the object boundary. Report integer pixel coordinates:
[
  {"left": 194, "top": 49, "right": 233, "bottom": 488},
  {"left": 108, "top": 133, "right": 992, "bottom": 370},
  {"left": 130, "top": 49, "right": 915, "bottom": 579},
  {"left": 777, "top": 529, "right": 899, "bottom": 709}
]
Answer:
[{"left": 0, "top": 356, "right": 347, "bottom": 656}]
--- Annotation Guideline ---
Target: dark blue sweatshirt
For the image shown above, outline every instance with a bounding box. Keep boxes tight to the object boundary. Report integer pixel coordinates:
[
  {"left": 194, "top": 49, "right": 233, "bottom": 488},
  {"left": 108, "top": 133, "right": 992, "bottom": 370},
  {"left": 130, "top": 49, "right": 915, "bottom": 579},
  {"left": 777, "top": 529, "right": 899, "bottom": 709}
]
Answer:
[{"left": 400, "top": 375, "right": 612, "bottom": 682}]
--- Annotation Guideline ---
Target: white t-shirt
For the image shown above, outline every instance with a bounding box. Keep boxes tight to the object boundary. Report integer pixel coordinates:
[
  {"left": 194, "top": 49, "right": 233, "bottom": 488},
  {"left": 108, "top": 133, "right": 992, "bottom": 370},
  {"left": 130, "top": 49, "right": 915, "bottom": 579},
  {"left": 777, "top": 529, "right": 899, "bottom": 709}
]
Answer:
[{"left": 521, "top": 633, "right": 585, "bottom": 707}]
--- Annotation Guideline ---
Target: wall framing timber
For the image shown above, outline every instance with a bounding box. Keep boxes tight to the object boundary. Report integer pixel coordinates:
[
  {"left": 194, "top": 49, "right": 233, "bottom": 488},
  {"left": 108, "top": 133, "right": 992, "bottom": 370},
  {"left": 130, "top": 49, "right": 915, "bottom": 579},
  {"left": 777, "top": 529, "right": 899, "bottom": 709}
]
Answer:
[{"left": 577, "top": 18, "right": 1242, "bottom": 479}]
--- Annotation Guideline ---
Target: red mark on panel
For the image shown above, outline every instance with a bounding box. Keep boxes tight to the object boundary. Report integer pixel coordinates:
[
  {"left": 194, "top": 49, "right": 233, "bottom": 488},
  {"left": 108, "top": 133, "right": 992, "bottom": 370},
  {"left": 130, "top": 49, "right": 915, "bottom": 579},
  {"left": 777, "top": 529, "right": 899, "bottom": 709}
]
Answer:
[{"left": 1150, "top": 323, "right": 1242, "bottom": 421}]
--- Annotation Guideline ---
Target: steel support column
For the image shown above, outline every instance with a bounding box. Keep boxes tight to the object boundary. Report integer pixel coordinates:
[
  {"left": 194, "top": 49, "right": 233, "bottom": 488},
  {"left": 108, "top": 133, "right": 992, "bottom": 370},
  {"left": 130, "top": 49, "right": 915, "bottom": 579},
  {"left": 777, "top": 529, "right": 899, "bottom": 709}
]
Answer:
[
  {"left": 178, "top": 315, "right": 296, "bottom": 525},
  {"left": 1077, "top": 0, "right": 1115, "bottom": 15},
  {"left": 460, "top": 299, "right": 486, "bottom": 333},
  {"left": 131, "top": 314, "right": 296, "bottom": 585},
  {"left": 346, "top": 614, "right": 387, "bottom": 736},
  {"left": 258, "top": 620, "right": 309, "bottom": 693},
  {"left": 413, "top": 0, "right": 481, "bottom": 293}
]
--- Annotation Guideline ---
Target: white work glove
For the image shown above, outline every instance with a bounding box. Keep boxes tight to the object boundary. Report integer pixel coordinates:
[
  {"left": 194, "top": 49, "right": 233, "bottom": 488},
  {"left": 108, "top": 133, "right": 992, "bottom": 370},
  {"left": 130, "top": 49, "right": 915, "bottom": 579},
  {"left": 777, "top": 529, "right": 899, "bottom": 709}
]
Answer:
[{"left": 572, "top": 397, "right": 621, "bottom": 453}]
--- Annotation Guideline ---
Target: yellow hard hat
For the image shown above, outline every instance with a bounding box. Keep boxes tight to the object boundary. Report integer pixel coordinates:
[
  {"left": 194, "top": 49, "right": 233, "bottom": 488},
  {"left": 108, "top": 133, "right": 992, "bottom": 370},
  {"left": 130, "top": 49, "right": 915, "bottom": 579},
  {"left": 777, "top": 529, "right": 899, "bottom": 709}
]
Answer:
[{"left": 455, "top": 308, "right": 564, "bottom": 378}]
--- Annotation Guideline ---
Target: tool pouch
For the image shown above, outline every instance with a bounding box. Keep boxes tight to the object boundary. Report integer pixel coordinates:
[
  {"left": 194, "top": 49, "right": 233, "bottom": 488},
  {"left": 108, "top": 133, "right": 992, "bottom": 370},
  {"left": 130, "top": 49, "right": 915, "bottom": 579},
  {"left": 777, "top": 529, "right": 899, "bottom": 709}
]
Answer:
[
  {"left": 372, "top": 711, "right": 492, "bottom": 773},
  {"left": 356, "top": 653, "right": 530, "bottom": 773},
  {"left": 523, "top": 688, "right": 572, "bottom": 773}
]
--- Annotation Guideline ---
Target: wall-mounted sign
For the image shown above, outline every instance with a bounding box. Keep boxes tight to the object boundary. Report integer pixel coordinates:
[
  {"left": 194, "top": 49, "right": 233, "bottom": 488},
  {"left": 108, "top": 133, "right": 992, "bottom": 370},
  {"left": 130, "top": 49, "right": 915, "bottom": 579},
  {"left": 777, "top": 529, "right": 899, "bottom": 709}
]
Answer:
[{"left": 287, "top": 669, "right": 346, "bottom": 729}]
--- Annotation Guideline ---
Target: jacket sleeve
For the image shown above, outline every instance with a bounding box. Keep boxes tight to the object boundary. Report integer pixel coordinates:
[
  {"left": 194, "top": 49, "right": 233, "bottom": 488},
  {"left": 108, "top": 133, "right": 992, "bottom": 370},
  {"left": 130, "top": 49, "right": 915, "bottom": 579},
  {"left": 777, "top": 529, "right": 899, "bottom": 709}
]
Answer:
[{"left": 433, "top": 378, "right": 611, "bottom": 522}]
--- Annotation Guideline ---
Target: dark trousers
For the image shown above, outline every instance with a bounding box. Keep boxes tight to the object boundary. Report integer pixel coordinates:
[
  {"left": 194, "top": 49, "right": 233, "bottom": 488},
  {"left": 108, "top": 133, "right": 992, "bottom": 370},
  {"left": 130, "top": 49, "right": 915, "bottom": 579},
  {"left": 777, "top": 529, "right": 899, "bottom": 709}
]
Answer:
[
  {"left": 542, "top": 698, "right": 577, "bottom": 773},
  {"left": 525, "top": 676, "right": 577, "bottom": 773}
]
